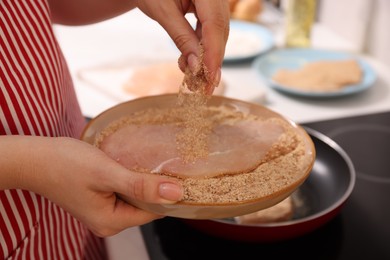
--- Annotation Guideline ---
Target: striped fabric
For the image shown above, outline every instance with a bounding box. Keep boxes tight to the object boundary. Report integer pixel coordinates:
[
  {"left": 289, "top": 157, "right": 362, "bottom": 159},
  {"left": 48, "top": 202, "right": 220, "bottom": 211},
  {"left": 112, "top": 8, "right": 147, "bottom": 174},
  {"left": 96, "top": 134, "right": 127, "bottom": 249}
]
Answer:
[{"left": 1, "top": 1, "right": 107, "bottom": 259}]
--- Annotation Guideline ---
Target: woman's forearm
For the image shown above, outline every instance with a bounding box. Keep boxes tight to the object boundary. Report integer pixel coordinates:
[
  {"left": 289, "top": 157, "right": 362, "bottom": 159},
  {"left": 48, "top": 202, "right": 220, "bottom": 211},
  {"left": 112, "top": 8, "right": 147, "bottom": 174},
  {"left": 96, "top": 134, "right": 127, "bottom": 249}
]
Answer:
[
  {"left": 48, "top": 0, "right": 137, "bottom": 25},
  {"left": 0, "top": 135, "right": 40, "bottom": 190}
]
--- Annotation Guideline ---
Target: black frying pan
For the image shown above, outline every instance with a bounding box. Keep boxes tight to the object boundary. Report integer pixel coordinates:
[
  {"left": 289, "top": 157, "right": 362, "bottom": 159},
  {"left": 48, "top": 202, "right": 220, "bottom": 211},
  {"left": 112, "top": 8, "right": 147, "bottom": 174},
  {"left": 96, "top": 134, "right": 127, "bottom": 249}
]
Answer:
[{"left": 182, "top": 127, "right": 356, "bottom": 242}]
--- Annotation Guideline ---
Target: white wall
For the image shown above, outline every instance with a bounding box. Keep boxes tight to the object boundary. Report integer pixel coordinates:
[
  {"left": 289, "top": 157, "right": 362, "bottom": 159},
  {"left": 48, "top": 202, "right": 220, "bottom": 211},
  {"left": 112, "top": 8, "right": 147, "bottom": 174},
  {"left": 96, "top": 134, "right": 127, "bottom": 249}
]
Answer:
[{"left": 317, "top": 0, "right": 390, "bottom": 66}]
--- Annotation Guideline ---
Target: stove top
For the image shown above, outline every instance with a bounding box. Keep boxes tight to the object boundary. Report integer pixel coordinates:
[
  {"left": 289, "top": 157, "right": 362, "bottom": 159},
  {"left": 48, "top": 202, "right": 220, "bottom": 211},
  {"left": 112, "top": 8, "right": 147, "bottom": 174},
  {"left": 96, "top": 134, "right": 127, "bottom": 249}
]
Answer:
[{"left": 140, "top": 111, "right": 390, "bottom": 260}]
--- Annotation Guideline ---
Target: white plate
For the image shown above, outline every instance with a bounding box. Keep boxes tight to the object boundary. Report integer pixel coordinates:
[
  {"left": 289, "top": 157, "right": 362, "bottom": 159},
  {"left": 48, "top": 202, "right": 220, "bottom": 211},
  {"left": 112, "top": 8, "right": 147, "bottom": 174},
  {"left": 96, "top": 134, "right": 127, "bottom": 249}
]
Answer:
[
  {"left": 224, "top": 20, "right": 275, "bottom": 63},
  {"left": 252, "top": 48, "right": 376, "bottom": 98},
  {"left": 76, "top": 58, "right": 225, "bottom": 102}
]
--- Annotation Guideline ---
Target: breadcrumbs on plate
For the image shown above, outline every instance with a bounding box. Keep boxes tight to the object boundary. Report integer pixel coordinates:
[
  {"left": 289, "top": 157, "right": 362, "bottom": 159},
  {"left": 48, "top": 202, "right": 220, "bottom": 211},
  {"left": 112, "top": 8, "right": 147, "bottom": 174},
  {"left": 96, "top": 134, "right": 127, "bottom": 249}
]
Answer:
[
  {"left": 95, "top": 45, "right": 310, "bottom": 205},
  {"left": 180, "top": 123, "right": 306, "bottom": 204},
  {"left": 95, "top": 105, "right": 309, "bottom": 205}
]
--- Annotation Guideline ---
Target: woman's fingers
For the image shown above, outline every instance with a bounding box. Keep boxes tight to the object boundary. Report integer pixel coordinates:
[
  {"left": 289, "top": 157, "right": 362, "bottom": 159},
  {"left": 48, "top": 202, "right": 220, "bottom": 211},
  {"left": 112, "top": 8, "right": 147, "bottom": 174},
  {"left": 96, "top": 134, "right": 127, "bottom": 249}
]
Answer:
[
  {"left": 86, "top": 196, "right": 162, "bottom": 237},
  {"left": 137, "top": 1, "right": 199, "bottom": 66},
  {"left": 87, "top": 166, "right": 183, "bottom": 237},
  {"left": 137, "top": 0, "right": 229, "bottom": 94},
  {"left": 193, "top": 0, "right": 230, "bottom": 83}
]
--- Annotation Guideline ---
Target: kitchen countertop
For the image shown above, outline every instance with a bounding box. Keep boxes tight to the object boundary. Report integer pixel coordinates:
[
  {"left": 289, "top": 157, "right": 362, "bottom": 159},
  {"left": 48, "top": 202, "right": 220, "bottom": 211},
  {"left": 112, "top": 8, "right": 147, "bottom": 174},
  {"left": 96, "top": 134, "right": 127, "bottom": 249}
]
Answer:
[
  {"left": 53, "top": 8, "right": 390, "bottom": 260},
  {"left": 54, "top": 9, "right": 390, "bottom": 124}
]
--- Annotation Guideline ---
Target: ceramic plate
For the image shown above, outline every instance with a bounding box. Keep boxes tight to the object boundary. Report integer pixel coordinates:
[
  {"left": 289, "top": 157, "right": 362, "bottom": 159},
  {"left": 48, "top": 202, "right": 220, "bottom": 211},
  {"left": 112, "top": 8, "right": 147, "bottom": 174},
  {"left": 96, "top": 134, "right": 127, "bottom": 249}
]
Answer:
[
  {"left": 224, "top": 20, "right": 275, "bottom": 63},
  {"left": 252, "top": 48, "right": 376, "bottom": 98},
  {"left": 81, "top": 94, "right": 315, "bottom": 219}
]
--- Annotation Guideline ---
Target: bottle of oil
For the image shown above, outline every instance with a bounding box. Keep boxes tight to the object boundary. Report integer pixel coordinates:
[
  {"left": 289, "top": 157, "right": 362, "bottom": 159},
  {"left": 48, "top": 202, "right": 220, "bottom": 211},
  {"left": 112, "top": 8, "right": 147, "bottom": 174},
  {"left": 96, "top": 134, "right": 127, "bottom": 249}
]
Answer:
[{"left": 285, "top": 0, "right": 316, "bottom": 48}]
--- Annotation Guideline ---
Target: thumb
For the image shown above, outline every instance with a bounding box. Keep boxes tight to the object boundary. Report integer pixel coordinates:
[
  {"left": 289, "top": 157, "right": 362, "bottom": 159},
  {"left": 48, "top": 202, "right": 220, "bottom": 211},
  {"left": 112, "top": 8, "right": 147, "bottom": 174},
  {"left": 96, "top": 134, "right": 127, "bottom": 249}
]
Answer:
[{"left": 110, "top": 168, "right": 184, "bottom": 205}]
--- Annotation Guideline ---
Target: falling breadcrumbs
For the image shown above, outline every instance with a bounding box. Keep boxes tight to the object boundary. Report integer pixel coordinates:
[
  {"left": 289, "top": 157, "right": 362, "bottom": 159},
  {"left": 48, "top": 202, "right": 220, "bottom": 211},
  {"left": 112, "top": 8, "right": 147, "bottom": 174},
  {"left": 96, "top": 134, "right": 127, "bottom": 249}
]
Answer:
[{"left": 175, "top": 44, "right": 214, "bottom": 162}]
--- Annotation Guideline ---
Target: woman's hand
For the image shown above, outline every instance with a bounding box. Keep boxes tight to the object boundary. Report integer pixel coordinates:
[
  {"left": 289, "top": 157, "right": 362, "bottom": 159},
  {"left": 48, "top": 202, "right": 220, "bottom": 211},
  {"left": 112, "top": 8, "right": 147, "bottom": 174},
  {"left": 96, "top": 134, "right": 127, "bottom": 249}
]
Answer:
[
  {"left": 137, "top": 0, "right": 230, "bottom": 94},
  {"left": 49, "top": 0, "right": 229, "bottom": 94},
  {"left": 0, "top": 136, "right": 183, "bottom": 237}
]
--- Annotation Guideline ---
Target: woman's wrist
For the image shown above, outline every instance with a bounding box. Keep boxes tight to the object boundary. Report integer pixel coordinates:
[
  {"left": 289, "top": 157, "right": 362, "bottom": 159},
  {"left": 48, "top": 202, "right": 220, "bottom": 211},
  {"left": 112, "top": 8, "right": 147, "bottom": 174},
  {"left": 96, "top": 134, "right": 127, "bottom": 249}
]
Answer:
[{"left": 0, "top": 135, "right": 55, "bottom": 191}]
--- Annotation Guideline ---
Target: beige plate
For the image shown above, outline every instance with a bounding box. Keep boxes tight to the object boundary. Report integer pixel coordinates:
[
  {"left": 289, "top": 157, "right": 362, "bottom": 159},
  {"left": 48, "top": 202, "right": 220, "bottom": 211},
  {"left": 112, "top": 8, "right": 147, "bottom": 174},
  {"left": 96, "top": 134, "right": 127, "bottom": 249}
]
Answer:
[{"left": 81, "top": 94, "right": 315, "bottom": 219}]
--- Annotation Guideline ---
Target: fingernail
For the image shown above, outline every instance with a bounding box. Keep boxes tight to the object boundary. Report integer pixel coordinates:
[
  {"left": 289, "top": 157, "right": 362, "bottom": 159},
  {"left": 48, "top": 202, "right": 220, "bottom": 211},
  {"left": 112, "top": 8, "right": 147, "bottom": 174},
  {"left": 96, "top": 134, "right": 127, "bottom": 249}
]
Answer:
[
  {"left": 159, "top": 183, "right": 183, "bottom": 204},
  {"left": 213, "top": 67, "right": 221, "bottom": 86},
  {"left": 178, "top": 55, "right": 187, "bottom": 72},
  {"left": 187, "top": 53, "right": 199, "bottom": 74},
  {"left": 206, "top": 68, "right": 221, "bottom": 95}
]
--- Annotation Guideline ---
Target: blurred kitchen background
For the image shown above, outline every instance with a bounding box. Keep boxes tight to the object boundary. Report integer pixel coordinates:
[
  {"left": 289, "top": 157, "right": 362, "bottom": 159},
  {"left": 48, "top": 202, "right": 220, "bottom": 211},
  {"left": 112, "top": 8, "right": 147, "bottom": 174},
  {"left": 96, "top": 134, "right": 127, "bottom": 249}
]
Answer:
[
  {"left": 260, "top": 0, "right": 389, "bottom": 66},
  {"left": 53, "top": 1, "right": 390, "bottom": 259}
]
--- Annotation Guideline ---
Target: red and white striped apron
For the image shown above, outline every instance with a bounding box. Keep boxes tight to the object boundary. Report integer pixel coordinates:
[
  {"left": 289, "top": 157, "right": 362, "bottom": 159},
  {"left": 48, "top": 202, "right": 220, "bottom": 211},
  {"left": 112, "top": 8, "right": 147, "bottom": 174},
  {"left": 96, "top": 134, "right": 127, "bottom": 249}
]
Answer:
[{"left": 1, "top": 1, "right": 107, "bottom": 259}]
